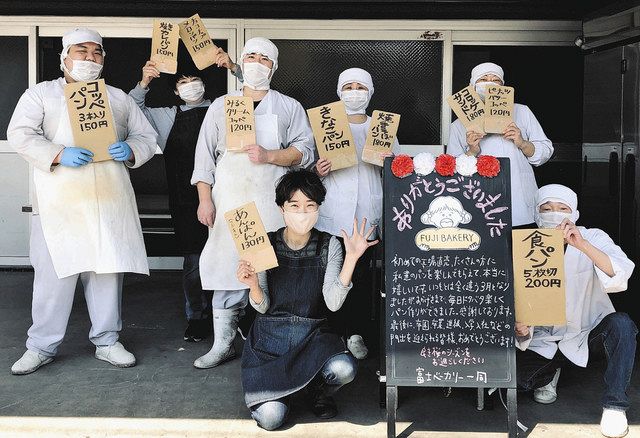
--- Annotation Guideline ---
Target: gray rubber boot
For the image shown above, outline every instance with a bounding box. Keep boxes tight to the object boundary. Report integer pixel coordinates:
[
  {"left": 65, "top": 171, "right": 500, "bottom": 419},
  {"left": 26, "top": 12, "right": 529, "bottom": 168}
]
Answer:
[{"left": 193, "top": 308, "right": 239, "bottom": 369}]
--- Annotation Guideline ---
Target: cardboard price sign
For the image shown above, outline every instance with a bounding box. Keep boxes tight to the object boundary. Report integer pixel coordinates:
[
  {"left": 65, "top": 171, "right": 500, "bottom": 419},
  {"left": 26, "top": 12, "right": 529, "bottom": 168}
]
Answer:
[
  {"left": 151, "top": 19, "right": 180, "bottom": 74},
  {"left": 307, "top": 101, "right": 357, "bottom": 171},
  {"left": 178, "top": 13, "right": 217, "bottom": 70},
  {"left": 512, "top": 229, "right": 566, "bottom": 326},
  {"left": 484, "top": 85, "right": 514, "bottom": 134},
  {"left": 447, "top": 86, "right": 485, "bottom": 134},
  {"left": 225, "top": 201, "right": 278, "bottom": 273},
  {"left": 225, "top": 96, "right": 256, "bottom": 151},
  {"left": 362, "top": 110, "right": 400, "bottom": 167},
  {"left": 64, "top": 79, "right": 117, "bottom": 162}
]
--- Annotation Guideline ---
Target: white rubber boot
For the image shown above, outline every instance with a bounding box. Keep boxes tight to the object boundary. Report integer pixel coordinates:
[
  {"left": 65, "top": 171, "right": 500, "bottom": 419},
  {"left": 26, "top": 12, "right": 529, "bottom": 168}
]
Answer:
[{"left": 193, "top": 308, "right": 239, "bottom": 369}]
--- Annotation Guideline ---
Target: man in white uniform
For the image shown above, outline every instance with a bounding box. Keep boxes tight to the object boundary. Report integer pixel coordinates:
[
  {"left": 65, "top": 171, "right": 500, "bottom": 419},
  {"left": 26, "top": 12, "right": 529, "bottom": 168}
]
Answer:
[
  {"left": 191, "top": 37, "right": 315, "bottom": 369},
  {"left": 7, "top": 28, "right": 157, "bottom": 375},
  {"left": 447, "top": 62, "right": 554, "bottom": 227},
  {"left": 516, "top": 184, "right": 636, "bottom": 438}
]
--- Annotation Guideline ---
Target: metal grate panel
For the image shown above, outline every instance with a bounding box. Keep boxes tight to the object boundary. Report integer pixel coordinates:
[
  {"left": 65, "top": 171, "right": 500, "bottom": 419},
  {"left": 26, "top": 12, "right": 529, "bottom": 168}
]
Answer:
[{"left": 271, "top": 39, "right": 443, "bottom": 145}]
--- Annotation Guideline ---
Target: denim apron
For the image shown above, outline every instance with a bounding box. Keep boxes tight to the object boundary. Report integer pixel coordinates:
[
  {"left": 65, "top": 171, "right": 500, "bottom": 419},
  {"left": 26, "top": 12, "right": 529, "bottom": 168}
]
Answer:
[{"left": 241, "top": 228, "right": 347, "bottom": 408}]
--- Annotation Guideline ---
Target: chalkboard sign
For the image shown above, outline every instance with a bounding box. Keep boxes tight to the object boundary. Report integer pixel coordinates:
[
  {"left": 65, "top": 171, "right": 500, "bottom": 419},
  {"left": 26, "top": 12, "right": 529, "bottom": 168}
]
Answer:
[{"left": 384, "top": 157, "right": 516, "bottom": 389}]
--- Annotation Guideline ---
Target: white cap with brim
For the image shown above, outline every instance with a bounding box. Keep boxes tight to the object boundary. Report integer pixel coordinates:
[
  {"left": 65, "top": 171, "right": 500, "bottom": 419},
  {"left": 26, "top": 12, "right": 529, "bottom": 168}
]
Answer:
[
  {"left": 336, "top": 67, "right": 375, "bottom": 98},
  {"left": 535, "top": 184, "right": 580, "bottom": 223},
  {"left": 470, "top": 62, "right": 504, "bottom": 85},
  {"left": 59, "top": 28, "right": 105, "bottom": 72},
  {"left": 240, "top": 37, "right": 278, "bottom": 72}
]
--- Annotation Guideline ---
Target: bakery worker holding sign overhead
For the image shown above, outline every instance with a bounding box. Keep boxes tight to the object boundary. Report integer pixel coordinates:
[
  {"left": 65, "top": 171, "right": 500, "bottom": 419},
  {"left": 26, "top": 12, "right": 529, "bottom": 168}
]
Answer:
[
  {"left": 447, "top": 62, "right": 554, "bottom": 227},
  {"left": 7, "top": 28, "right": 157, "bottom": 375},
  {"left": 128, "top": 47, "right": 241, "bottom": 343},
  {"left": 191, "top": 37, "right": 315, "bottom": 369}
]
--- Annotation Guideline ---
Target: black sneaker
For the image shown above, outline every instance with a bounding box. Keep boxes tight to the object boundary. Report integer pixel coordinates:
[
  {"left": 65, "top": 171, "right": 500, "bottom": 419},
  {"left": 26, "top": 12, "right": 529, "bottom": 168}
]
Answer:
[
  {"left": 184, "top": 320, "right": 206, "bottom": 342},
  {"left": 311, "top": 394, "right": 338, "bottom": 419},
  {"left": 193, "top": 318, "right": 212, "bottom": 340}
]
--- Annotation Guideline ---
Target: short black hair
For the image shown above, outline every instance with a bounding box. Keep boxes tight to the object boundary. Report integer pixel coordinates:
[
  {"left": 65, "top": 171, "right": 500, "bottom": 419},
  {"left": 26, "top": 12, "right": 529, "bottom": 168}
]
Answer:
[
  {"left": 275, "top": 169, "right": 326, "bottom": 207},
  {"left": 170, "top": 73, "right": 202, "bottom": 91}
]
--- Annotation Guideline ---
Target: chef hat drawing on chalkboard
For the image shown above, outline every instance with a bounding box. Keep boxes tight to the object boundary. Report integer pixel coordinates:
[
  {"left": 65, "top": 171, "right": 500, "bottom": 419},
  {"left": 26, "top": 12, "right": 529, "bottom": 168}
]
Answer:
[{"left": 421, "top": 196, "right": 472, "bottom": 229}]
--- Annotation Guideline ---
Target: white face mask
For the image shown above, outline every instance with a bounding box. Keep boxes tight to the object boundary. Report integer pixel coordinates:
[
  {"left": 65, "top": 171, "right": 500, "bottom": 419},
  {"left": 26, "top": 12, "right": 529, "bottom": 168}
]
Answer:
[
  {"left": 474, "top": 81, "right": 498, "bottom": 101},
  {"left": 66, "top": 59, "right": 103, "bottom": 82},
  {"left": 340, "top": 89, "right": 369, "bottom": 114},
  {"left": 243, "top": 62, "right": 272, "bottom": 90},
  {"left": 283, "top": 210, "right": 319, "bottom": 235},
  {"left": 535, "top": 211, "right": 573, "bottom": 229},
  {"left": 177, "top": 80, "right": 205, "bottom": 103}
]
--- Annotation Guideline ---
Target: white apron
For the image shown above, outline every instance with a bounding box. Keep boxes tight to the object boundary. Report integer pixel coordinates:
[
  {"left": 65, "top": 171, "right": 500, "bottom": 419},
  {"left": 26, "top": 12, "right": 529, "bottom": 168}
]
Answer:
[
  {"left": 200, "top": 95, "right": 286, "bottom": 291},
  {"left": 33, "top": 95, "right": 149, "bottom": 279}
]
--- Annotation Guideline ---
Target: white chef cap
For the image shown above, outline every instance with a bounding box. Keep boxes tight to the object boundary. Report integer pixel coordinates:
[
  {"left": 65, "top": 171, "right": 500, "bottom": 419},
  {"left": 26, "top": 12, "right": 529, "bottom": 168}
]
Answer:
[
  {"left": 60, "top": 28, "right": 105, "bottom": 71},
  {"left": 241, "top": 37, "right": 278, "bottom": 72},
  {"left": 470, "top": 62, "right": 504, "bottom": 85},
  {"left": 535, "top": 184, "right": 580, "bottom": 223},
  {"left": 336, "top": 67, "right": 374, "bottom": 98}
]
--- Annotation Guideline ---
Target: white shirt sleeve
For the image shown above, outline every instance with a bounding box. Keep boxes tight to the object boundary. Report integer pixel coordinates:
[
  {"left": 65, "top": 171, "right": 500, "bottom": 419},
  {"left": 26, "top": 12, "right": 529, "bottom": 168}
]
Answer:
[
  {"left": 285, "top": 99, "right": 315, "bottom": 169},
  {"left": 122, "top": 95, "right": 159, "bottom": 169},
  {"left": 587, "top": 228, "right": 635, "bottom": 293},
  {"left": 128, "top": 83, "right": 177, "bottom": 151},
  {"left": 323, "top": 236, "right": 353, "bottom": 312},
  {"left": 7, "top": 86, "right": 65, "bottom": 172},
  {"left": 519, "top": 105, "right": 553, "bottom": 166},
  {"left": 446, "top": 120, "right": 468, "bottom": 156},
  {"left": 249, "top": 271, "right": 271, "bottom": 314},
  {"left": 191, "top": 103, "right": 219, "bottom": 186}
]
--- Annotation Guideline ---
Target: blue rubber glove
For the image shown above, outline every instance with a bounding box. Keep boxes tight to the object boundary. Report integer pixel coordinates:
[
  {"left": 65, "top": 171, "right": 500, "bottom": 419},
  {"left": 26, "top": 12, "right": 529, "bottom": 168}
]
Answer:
[
  {"left": 108, "top": 141, "right": 133, "bottom": 162},
  {"left": 59, "top": 147, "right": 94, "bottom": 167}
]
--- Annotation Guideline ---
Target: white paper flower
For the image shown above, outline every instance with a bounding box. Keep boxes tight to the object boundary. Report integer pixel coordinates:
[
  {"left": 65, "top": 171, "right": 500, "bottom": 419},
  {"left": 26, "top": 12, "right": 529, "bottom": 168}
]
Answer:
[
  {"left": 413, "top": 152, "right": 436, "bottom": 176},
  {"left": 455, "top": 154, "right": 478, "bottom": 177}
]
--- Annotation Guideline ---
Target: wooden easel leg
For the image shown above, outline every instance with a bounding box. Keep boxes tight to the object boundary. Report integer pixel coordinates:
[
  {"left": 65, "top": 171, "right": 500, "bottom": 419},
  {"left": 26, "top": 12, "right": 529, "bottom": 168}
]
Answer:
[
  {"left": 386, "top": 385, "right": 397, "bottom": 438},
  {"left": 507, "top": 388, "right": 518, "bottom": 438}
]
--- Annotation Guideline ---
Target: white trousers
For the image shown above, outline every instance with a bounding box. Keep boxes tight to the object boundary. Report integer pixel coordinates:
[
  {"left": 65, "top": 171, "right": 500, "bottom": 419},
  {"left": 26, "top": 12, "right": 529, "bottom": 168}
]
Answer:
[{"left": 26, "top": 215, "right": 123, "bottom": 357}]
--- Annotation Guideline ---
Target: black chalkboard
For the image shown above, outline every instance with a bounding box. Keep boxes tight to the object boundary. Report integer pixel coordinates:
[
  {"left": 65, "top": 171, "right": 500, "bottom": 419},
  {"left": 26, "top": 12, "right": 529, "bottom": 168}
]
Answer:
[{"left": 383, "top": 157, "right": 516, "bottom": 389}]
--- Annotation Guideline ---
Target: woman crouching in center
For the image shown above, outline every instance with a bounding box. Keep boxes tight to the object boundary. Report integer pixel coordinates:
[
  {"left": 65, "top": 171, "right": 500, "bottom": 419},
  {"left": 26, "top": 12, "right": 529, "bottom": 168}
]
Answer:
[{"left": 238, "top": 169, "right": 377, "bottom": 430}]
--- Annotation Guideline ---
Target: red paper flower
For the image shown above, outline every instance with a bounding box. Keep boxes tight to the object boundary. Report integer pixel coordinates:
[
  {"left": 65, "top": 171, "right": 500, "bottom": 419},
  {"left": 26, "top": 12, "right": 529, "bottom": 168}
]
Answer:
[
  {"left": 477, "top": 155, "right": 501, "bottom": 177},
  {"left": 391, "top": 154, "right": 414, "bottom": 178},
  {"left": 435, "top": 154, "right": 456, "bottom": 176}
]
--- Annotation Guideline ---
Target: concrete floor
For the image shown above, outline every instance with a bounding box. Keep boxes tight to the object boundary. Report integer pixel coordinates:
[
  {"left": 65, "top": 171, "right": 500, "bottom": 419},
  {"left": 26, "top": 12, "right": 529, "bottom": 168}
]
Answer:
[{"left": 1, "top": 270, "right": 639, "bottom": 438}]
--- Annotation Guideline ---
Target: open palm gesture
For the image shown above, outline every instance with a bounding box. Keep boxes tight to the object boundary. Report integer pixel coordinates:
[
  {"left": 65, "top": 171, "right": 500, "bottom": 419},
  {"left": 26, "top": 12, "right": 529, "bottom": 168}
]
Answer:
[{"left": 341, "top": 218, "right": 379, "bottom": 260}]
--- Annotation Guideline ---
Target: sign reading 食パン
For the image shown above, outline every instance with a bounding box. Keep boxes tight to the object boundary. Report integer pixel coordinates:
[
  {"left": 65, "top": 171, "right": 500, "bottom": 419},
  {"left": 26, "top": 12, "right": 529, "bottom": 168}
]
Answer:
[{"left": 512, "top": 228, "right": 566, "bottom": 326}]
